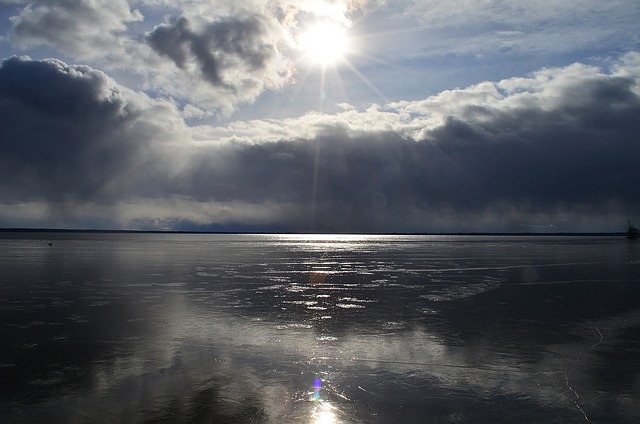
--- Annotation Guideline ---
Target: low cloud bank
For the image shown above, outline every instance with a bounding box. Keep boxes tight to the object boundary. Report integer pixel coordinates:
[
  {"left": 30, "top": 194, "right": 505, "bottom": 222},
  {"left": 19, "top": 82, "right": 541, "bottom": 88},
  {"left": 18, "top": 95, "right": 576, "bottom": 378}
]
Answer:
[{"left": 1, "top": 54, "right": 639, "bottom": 232}]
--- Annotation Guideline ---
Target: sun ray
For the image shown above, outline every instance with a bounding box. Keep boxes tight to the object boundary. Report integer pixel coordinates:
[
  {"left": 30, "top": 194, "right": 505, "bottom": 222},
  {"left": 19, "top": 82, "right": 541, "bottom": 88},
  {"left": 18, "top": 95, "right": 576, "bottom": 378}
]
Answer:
[
  {"left": 318, "top": 66, "right": 327, "bottom": 110},
  {"left": 341, "top": 59, "right": 388, "bottom": 104},
  {"left": 328, "top": 65, "right": 349, "bottom": 105},
  {"left": 282, "top": 11, "right": 419, "bottom": 117}
]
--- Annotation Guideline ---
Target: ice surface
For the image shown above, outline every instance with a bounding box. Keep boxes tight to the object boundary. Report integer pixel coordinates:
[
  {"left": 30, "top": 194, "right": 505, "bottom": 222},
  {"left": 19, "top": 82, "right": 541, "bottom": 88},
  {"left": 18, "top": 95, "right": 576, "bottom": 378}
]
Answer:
[{"left": 1, "top": 233, "right": 639, "bottom": 423}]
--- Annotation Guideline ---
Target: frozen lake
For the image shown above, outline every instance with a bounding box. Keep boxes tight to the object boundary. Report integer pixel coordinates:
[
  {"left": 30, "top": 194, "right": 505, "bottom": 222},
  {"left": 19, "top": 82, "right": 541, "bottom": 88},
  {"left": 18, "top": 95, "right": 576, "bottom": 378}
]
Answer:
[{"left": 1, "top": 232, "right": 639, "bottom": 423}]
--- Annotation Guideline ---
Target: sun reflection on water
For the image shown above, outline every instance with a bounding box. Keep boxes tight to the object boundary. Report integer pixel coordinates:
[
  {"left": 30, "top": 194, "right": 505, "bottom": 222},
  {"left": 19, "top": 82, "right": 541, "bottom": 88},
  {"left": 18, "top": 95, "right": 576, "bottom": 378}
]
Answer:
[
  {"left": 310, "top": 378, "right": 338, "bottom": 424},
  {"left": 269, "top": 233, "right": 394, "bottom": 253},
  {"left": 312, "top": 403, "right": 337, "bottom": 424}
]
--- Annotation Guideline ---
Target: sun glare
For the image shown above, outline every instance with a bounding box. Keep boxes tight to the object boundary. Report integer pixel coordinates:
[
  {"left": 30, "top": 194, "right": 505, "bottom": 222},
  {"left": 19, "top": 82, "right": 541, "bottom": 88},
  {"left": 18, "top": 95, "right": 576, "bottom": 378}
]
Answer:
[{"left": 298, "top": 21, "right": 350, "bottom": 66}]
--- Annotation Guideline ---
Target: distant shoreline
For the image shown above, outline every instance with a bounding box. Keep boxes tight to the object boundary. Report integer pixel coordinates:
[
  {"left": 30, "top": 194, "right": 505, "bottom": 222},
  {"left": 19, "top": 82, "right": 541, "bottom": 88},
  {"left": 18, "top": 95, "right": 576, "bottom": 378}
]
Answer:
[{"left": 0, "top": 228, "right": 626, "bottom": 237}]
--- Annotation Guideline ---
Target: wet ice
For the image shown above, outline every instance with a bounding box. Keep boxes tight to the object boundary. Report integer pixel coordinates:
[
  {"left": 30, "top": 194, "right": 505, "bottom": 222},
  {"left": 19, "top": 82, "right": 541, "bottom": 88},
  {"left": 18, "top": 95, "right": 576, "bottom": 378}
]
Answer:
[{"left": 1, "top": 233, "right": 639, "bottom": 423}]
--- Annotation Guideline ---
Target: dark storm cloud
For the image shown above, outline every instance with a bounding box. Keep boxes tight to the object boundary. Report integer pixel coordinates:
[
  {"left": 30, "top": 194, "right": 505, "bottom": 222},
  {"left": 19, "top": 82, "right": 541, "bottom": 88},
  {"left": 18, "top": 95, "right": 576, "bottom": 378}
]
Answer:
[
  {"left": 146, "top": 15, "right": 278, "bottom": 90},
  {"left": 171, "top": 94, "right": 640, "bottom": 232},
  {"left": 0, "top": 56, "right": 141, "bottom": 203},
  {"left": 423, "top": 75, "right": 640, "bottom": 207},
  {"left": 163, "top": 64, "right": 640, "bottom": 231},
  {"left": 1, "top": 55, "right": 639, "bottom": 231}
]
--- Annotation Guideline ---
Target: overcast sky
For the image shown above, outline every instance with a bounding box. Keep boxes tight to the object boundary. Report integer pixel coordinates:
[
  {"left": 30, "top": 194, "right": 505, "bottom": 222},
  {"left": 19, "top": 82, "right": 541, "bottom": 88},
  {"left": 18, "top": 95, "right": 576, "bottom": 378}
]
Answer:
[{"left": 0, "top": 0, "right": 639, "bottom": 232}]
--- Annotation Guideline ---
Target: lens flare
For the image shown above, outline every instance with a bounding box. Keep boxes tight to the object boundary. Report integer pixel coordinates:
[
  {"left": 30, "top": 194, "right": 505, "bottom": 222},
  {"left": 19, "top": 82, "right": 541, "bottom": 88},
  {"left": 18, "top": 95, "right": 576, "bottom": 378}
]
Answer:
[{"left": 313, "top": 378, "right": 322, "bottom": 401}]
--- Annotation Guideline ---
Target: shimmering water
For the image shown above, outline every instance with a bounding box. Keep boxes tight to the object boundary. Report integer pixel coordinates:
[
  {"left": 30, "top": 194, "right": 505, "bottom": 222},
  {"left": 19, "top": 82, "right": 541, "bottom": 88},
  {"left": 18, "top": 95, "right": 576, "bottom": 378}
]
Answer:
[{"left": 1, "top": 232, "right": 639, "bottom": 423}]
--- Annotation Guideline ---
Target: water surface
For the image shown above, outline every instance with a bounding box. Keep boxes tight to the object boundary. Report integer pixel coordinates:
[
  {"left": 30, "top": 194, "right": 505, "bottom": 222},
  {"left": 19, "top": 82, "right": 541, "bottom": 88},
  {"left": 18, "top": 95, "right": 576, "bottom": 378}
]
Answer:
[{"left": 1, "top": 233, "right": 639, "bottom": 423}]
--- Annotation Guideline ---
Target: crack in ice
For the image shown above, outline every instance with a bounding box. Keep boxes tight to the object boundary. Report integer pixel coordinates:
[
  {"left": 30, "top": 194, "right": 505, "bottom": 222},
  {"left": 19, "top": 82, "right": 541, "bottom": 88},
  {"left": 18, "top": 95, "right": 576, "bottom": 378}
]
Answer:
[{"left": 564, "top": 327, "right": 603, "bottom": 422}]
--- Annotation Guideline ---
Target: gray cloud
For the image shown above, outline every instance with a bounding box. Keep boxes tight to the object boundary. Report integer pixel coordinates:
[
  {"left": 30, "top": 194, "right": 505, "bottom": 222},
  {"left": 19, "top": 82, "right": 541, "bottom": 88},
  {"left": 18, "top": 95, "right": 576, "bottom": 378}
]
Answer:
[
  {"left": 4, "top": 1, "right": 294, "bottom": 114},
  {"left": 0, "top": 55, "right": 639, "bottom": 232},
  {"left": 146, "top": 17, "right": 191, "bottom": 70},
  {"left": 146, "top": 14, "right": 279, "bottom": 90},
  {"left": 0, "top": 56, "right": 185, "bottom": 210},
  {"left": 9, "top": 0, "right": 143, "bottom": 59},
  {"left": 0, "top": 56, "right": 131, "bottom": 202}
]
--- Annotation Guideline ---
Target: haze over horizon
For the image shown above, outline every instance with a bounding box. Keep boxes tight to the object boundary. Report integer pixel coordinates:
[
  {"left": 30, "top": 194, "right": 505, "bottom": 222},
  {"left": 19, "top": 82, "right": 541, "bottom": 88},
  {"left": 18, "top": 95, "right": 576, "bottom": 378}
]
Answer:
[{"left": 1, "top": 0, "right": 639, "bottom": 233}]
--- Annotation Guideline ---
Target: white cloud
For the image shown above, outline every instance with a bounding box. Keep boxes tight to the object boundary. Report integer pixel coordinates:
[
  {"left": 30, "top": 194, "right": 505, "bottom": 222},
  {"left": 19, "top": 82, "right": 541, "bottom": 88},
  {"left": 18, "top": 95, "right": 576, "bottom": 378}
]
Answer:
[
  {"left": 398, "top": 0, "right": 640, "bottom": 57},
  {"left": 406, "top": 0, "right": 637, "bottom": 30}
]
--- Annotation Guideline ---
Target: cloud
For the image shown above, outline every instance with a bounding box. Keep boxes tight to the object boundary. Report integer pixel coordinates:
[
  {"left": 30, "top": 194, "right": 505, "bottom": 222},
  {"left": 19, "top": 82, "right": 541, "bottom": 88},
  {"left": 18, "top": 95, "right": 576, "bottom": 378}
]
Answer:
[
  {"left": 5, "top": 1, "right": 297, "bottom": 114},
  {"left": 145, "top": 13, "right": 292, "bottom": 96},
  {"left": 0, "top": 56, "right": 128, "bottom": 200},
  {"left": 9, "top": 0, "right": 143, "bottom": 60},
  {"left": 390, "top": 0, "right": 640, "bottom": 58},
  {"left": 3, "top": 0, "right": 638, "bottom": 119},
  {"left": 1, "top": 1, "right": 383, "bottom": 115},
  {"left": 1, "top": 54, "right": 639, "bottom": 232},
  {"left": 405, "top": 0, "right": 637, "bottom": 29},
  {"left": 0, "top": 55, "right": 185, "bottom": 203}
]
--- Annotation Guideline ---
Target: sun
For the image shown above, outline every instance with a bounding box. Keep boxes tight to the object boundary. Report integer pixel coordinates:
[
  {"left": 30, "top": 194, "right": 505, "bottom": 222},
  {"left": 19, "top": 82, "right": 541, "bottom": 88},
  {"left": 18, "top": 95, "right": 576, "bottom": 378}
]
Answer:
[{"left": 298, "top": 21, "right": 350, "bottom": 66}]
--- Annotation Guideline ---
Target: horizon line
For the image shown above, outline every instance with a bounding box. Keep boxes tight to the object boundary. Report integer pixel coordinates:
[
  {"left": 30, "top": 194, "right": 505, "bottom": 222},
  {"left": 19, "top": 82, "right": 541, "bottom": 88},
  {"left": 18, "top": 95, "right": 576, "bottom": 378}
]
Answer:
[{"left": 0, "top": 227, "right": 627, "bottom": 237}]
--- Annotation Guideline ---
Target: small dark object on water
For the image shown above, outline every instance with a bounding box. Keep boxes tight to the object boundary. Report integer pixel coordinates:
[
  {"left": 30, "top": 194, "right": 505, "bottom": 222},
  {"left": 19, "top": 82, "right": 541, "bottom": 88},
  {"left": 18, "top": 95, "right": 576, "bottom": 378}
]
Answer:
[
  {"left": 626, "top": 220, "right": 638, "bottom": 239},
  {"left": 48, "top": 242, "right": 53, "bottom": 246}
]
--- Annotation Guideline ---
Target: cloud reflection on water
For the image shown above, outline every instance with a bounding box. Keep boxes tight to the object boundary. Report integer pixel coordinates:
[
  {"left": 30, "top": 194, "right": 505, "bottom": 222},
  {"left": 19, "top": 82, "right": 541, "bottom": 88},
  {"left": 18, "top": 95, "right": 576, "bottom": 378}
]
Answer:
[
  {"left": 2, "top": 233, "right": 640, "bottom": 423},
  {"left": 13, "top": 287, "right": 584, "bottom": 423}
]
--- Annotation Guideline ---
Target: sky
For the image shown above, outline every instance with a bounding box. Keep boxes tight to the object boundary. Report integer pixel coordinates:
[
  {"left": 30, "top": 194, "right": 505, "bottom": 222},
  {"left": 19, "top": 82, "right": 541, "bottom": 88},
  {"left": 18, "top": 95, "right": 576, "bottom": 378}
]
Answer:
[{"left": 0, "top": 0, "right": 639, "bottom": 233}]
